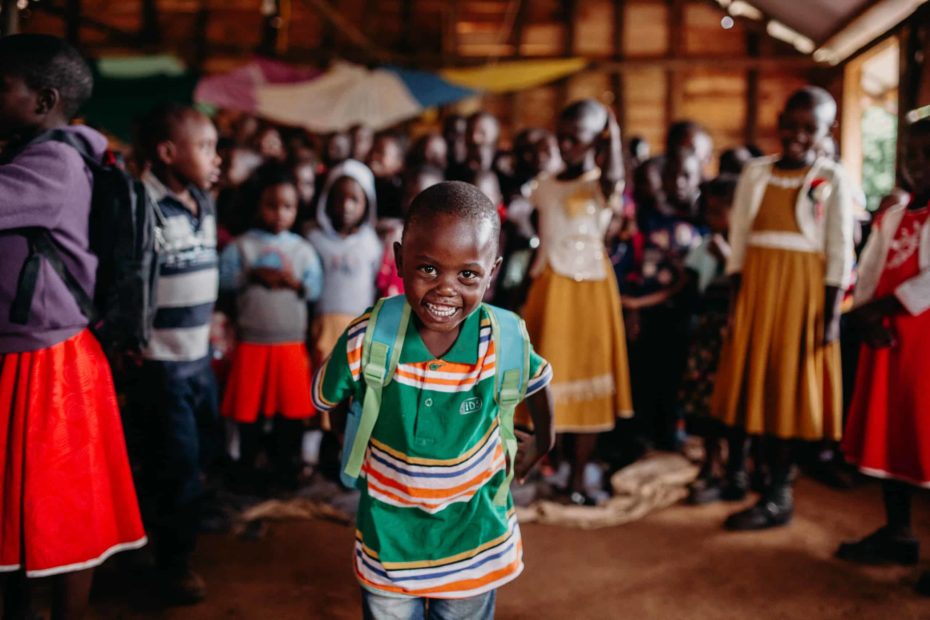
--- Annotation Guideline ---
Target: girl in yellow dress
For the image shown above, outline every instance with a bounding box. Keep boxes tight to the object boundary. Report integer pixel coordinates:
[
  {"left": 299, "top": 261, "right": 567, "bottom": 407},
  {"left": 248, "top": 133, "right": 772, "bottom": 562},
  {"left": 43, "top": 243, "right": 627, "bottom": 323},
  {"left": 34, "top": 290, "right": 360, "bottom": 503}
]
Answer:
[
  {"left": 521, "top": 99, "right": 633, "bottom": 505},
  {"left": 712, "top": 87, "right": 855, "bottom": 530}
]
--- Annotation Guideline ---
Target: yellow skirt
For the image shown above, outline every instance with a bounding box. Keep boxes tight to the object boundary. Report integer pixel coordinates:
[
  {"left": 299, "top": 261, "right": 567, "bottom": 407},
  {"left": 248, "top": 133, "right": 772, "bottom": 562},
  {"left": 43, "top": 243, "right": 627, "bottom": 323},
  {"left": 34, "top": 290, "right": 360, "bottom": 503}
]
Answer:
[
  {"left": 311, "top": 313, "right": 356, "bottom": 365},
  {"left": 519, "top": 263, "right": 633, "bottom": 433},
  {"left": 711, "top": 246, "right": 842, "bottom": 441}
]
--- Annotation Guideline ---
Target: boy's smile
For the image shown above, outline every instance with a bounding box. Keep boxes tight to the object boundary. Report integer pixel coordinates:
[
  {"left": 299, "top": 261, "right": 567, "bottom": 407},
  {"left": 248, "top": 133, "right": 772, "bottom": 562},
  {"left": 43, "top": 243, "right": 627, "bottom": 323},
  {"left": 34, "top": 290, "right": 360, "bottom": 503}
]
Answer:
[{"left": 396, "top": 211, "right": 500, "bottom": 356}]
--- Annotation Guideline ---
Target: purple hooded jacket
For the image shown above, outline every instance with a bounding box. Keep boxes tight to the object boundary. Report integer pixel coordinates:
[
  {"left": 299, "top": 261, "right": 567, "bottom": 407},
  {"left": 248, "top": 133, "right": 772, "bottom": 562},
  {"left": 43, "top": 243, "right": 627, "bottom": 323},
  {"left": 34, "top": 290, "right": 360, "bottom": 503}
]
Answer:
[{"left": 0, "top": 125, "right": 106, "bottom": 353}]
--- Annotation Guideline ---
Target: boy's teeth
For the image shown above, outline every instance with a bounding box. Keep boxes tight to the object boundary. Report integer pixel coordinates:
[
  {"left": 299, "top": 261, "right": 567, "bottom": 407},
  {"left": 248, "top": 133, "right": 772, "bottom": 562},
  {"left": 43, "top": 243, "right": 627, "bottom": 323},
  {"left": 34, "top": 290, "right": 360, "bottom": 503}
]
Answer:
[{"left": 426, "top": 303, "right": 456, "bottom": 317}]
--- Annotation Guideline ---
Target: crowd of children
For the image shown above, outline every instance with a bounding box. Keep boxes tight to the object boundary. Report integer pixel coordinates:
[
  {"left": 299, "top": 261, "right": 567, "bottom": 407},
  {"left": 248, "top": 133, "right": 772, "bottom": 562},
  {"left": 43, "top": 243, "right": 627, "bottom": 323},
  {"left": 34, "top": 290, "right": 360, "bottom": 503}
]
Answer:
[{"left": 2, "top": 32, "right": 930, "bottom": 619}]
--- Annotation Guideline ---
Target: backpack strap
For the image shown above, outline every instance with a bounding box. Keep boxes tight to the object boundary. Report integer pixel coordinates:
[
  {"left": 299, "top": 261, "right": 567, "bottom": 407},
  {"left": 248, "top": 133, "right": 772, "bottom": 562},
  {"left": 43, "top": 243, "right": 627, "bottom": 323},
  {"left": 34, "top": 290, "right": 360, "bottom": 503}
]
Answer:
[
  {"left": 342, "top": 295, "right": 411, "bottom": 481},
  {"left": 485, "top": 303, "right": 531, "bottom": 506},
  {"left": 9, "top": 229, "right": 97, "bottom": 326}
]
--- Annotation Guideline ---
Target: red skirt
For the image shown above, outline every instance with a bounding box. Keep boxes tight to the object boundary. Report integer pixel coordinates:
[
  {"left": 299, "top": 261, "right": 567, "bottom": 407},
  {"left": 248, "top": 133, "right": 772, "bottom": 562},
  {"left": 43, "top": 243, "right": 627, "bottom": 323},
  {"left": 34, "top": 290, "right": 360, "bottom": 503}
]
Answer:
[
  {"left": 221, "top": 341, "right": 315, "bottom": 423},
  {"left": 0, "top": 330, "right": 146, "bottom": 577},
  {"left": 842, "top": 309, "right": 930, "bottom": 486}
]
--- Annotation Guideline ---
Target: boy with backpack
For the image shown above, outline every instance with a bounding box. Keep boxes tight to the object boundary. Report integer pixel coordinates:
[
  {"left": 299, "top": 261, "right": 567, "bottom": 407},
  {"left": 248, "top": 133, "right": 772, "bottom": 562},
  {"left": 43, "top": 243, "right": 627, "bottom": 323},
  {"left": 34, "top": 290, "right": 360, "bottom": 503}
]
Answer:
[
  {"left": 0, "top": 34, "right": 146, "bottom": 618},
  {"left": 131, "top": 103, "right": 222, "bottom": 605},
  {"left": 312, "top": 182, "right": 554, "bottom": 619}
]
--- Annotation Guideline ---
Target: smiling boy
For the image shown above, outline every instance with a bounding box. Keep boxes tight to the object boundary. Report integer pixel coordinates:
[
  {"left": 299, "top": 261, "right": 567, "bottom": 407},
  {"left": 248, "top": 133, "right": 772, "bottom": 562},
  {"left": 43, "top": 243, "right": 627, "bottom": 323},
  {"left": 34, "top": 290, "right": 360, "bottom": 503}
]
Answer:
[{"left": 312, "top": 182, "right": 554, "bottom": 620}]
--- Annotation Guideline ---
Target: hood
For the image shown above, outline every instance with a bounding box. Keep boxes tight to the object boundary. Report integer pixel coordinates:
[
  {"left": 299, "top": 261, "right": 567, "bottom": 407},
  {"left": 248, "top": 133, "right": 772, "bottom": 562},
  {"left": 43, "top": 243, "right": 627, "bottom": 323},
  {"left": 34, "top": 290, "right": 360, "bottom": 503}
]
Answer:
[
  {"left": 59, "top": 124, "right": 109, "bottom": 161},
  {"left": 315, "top": 159, "right": 378, "bottom": 236}
]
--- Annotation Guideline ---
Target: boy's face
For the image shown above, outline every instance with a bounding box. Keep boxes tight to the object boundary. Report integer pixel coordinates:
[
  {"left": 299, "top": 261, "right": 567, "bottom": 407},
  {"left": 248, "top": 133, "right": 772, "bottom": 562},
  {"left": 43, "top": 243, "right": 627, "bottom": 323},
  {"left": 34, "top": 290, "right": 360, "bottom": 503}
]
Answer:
[
  {"left": 903, "top": 127, "right": 930, "bottom": 198},
  {"left": 351, "top": 125, "right": 374, "bottom": 161},
  {"left": 292, "top": 161, "right": 316, "bottom": 205},
  {"left": 258, "top": 183, "right": 299, "bottom": 234},
  {"left": 0, "top": 72, "right": 46, "bottom": 140},
  {"left": 466, "top": 116, "right": 499, "bottom": 172},
  {"left": 423, "top": 135, "right": 448, "bottom": 169},
  {"left": 778, "top": 104, "right": 831, "bottom": 167},
  {"left": 533, "top": 134, "right": 563, "bottom": 176},
  {"left": 326, "top": 132, "right": 351, "bottom": 167},
  {"left": 557, "top": 115, "right": 601, "bottom": 169},
  {"left": 369, "top": 137, "right": 403, "bottom": 178},
  {"left": 160, "top": 114, "right": 221, "bottom": 190},
  {"left": 326, "top": 176, "right": 367, "bottom": 233},
  {"left": 663, "top": 153, "right": 702, "bottom": 207},
  {"left": 396, "top": 212, "right": 500, "bottom": 335}
]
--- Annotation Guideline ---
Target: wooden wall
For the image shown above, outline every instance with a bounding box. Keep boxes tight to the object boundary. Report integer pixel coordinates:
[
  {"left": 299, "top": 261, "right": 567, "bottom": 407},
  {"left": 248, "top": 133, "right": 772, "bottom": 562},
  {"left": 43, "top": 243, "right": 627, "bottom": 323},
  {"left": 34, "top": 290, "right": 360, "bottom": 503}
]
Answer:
[{"left": 19, "top": 0, "right": 833, "bottom": 160}]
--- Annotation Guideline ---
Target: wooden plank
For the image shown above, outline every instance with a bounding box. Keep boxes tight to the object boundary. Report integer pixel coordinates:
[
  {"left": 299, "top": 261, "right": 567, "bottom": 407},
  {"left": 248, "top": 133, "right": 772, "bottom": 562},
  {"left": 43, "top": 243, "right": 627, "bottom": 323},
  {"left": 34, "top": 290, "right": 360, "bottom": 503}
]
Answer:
[
  {"left": 259, "top": 0, "right": 280, "bottom": 56},
  {"left": 559, "top": 0, "right": 577, "bottom": 110},
  {"left": 745, "top": 31, "right": 760, "bottom": 145},
  {"left": 613, "top": 0, "right": 626, "bottom": 130},
  {"left": 193, "top": 1, "right": 209, "bottom": 70},
  {"left": 66, "top": 0, "right": 81, "bottom": 45},
  {"left": 31, "top": 2, "right": 135, "bottom": 45},
  {"left": 665, "top": 0, "right": 685, "bottom": 128},
  {"left": 0, "top": 0, "right": 18, "bottom": 36},
  {"left": 140, "top": 0, "right": 161, "bottom": 45},
  {"left": 511, "top": 0, "right": 529, "bottom": 57}
]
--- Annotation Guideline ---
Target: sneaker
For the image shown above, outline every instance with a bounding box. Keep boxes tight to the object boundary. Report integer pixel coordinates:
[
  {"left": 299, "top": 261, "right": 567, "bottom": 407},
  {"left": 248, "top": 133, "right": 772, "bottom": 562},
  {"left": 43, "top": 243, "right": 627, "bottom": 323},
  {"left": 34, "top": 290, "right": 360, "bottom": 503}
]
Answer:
[
  {"left": 160, "top": 567, "right": 207, "bottom": 605},
  {"left": 724, "top": 491, "right": 793, "bottom": 531},
  {"left": 835, "top": 527, "right": 919, "bottom": 565},
  {"left": 688, "top": 477, "right": 723, "bottom": 505},
  {"left": 720, "top": 471, "right": 749, "bottom": 502}
]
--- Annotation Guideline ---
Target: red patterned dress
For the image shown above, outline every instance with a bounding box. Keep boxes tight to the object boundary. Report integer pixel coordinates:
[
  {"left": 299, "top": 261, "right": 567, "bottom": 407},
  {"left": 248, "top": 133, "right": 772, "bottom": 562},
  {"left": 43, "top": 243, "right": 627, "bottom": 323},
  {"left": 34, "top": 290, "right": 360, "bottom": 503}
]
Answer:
[{"left": 843, "top": 205, "right": 930, "bottom": 486}]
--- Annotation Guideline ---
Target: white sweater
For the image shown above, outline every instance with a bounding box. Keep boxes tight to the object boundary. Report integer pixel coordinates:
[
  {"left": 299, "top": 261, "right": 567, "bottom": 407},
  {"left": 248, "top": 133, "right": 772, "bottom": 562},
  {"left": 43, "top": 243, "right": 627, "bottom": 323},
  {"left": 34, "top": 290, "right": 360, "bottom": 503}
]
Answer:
[
  {"left": 854, "top": 203, "right": 930, "bottom": 316},
  {"left": 726, "top": 156, "right": 855, "bottom": 288}
]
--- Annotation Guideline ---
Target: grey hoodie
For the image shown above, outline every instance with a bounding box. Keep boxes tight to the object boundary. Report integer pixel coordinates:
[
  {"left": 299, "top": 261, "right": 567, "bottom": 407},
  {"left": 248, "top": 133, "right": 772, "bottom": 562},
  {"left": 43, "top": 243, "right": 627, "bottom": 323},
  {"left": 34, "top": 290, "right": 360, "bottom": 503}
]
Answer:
[
  {"left": 0, "top": 126, "right": 107, "bottom": 353},
  {"left": 306, "top": 159, "right": 383, "bottom": 316}
]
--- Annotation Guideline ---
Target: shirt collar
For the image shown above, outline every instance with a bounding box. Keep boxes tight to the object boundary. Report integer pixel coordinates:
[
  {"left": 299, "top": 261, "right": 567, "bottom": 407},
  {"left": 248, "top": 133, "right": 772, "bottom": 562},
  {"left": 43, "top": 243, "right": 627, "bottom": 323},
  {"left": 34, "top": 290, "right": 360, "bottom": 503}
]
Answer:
[
  {"left": 142, "top": 170, "right": 208, "bottom": 215},
  {"left": 401, "top": 305, "right": 483, "bottom": 364}
]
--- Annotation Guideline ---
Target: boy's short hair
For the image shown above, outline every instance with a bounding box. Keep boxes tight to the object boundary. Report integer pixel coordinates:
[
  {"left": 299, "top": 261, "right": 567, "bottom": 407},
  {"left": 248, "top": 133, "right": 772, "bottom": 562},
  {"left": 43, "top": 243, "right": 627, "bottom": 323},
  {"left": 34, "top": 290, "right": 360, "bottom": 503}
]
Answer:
[
  {"left": 784, "top": 86, "right": 837, "bottom": 124},
  {"left": 0, "top": 34, "right": 93, "bottom": 119},
  {"left": 404, "top": 181, "right": 501, "bottom": 246},
  {"left": 560, "top": 99, "right": 607, "bottom": 130},
  {"left": 135, "top": 102, "right": 202, "bottom": 163}
]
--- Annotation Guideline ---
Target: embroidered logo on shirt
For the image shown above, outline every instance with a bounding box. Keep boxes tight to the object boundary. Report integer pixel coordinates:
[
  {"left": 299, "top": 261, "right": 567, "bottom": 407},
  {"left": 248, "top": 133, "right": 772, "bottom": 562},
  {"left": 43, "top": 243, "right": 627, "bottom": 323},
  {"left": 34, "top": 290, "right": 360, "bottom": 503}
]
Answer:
[{"left": 459, "top": 397, "right": 483, "bottom": 415}]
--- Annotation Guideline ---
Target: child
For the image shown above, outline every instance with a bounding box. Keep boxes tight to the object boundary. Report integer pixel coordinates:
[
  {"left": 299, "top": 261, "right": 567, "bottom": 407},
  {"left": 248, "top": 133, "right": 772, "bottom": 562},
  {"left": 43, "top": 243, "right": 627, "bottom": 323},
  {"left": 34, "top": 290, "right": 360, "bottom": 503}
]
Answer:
[
  {"left": 443, "top": 113, "right": 468, "bottom": 172},
  {"left": 836, "top": 117, "right": 930, "bottom": 593},
  {"left": 134, "top": 102, "right": 223, "bottom": 602},
  {"left": 369, "top": 132, "right": 405, "bottom": 219},
  {"left": 350, "top": 124, "right": 374, "bottom": 162},
  {"left": 306, "top": 159, "right": 383, "bottom": 363},
  {"left": 375, "top": 163, "right": 445, "bottom": 298},
  {"left": 679, "top": 175, "right": 750, "bottom": 504},
  {"left": 521, "top": 99, "right": 633, "bottom": 505},
  {"left": 407, "top": 132, "right": 448, "bottom": 172},
  {"left": 711, "top": 86, "right": 855, "bottom": 530},
  {"left": 219, "top": 164, "right": 323, "bottom": 491},
  {"left": 0, "top": 33, "right": 146, "bottom": 619},
  {"left": 312, "top": 181, "right": 554, "bottom": 618},
  {"left": 289, "top": 156, "right": 317, "bottom": 236}
]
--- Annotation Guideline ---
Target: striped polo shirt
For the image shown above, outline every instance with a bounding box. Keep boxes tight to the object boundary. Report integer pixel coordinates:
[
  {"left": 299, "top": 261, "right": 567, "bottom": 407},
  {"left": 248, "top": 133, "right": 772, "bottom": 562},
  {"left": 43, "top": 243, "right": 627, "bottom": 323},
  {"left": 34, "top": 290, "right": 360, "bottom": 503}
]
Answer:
[
  {"left": 313, "top": 305, "right": 552, "bottom": 599},
  {"left": 142, "top": 172, "right": 218, "bottom": 373}
]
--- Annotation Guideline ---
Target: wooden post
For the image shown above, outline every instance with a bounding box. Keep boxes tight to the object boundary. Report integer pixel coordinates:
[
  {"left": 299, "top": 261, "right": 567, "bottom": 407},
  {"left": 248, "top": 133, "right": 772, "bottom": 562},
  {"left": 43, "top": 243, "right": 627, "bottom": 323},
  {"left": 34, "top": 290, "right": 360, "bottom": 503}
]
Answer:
[
  {"left": 259, "top": 0, "right": 281, "bottom": 57},
  {"left": 507, "top": 0, "right": 529, "bottom": 131},
  {"left": 745, "top": 32, "right": 760, "bottom": 146},
  {"left": 612, "top": 0, "right": 627, "bottom": 131},
  {"left": 140, "top": 0, "right": 160, "bottom": 46},
  {"left": 65, "top": 0, "right": 81, "bottom": 45},
  {"left": 193, "top": 2, "right": 209, "bottom": 72},
  {"left": 558, "top": 0, "right": 577, "bottom": 111},
  {"left": 401, "top": 0, "right": 415, "bottom": 54},
  {"left": 665, "top": 0, "right": 685, "bottom": 136},
  {"left": 1, "top": 0, "right": 20, "bottom": 37}
]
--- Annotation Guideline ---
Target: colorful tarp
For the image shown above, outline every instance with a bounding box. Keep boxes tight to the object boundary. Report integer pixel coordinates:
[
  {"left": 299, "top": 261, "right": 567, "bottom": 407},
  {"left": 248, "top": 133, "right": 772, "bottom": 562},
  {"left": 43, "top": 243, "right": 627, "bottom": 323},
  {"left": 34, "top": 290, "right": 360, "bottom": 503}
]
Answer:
[
  {"left": 194, "top": 57, "right": 320, "bottom": 112},
  {"left": 440, "top": 57, "right": 589, "bottom": 93},
  {"left": 253, "top": 62, "right": 475, "bottom": 131}
]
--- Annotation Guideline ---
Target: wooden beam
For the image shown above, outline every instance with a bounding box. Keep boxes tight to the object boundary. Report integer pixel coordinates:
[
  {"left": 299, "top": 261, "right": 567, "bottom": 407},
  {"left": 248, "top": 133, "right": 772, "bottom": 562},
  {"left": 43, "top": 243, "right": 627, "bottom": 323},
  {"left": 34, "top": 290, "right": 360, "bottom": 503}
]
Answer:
[
  {"left": 665, "top": 0, "right": 685, "bottom": 130},
  {"left": 65, "top": 0, "right": 81, "bottom": 45},
  {"left": 258, "top": 0, "right": 281, "bottom": 57},
  {"left": 1, "top": 0, "right": 20, "bottom": 37},
  {"left": 140, "top": 0, "right": 160, "bottom": 46},
  {"left": 32, "top": 2, "right": 136, "bottom": 45},
  {"left": 401, "top": 0, "right": 415, "bottom": 54},
  {"left": 192, "top": 1, "right": 209, "bottom": 71},
  {"left": 511, "top": 0, "right": 529, "bottom": 58},
  {"left": 558, "top": 0, "right": 577, "bottom": 110},
  {"left": 745, "top": 32, "right": 760, "bottom": 146},
  {"left": 612, "top": 0, "right": 626, "bottom": 131}
]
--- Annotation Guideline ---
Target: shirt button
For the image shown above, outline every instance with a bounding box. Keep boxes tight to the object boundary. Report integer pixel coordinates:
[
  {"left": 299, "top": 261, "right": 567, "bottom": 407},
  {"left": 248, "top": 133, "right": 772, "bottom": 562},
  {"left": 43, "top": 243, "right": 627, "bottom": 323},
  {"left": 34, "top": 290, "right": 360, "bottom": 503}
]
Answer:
[
  {"left": 425, "top": 398, "right": 433, "bottom": 407},
  {"left": 429, "top": 362, "right": 442, "bottom": 370}
]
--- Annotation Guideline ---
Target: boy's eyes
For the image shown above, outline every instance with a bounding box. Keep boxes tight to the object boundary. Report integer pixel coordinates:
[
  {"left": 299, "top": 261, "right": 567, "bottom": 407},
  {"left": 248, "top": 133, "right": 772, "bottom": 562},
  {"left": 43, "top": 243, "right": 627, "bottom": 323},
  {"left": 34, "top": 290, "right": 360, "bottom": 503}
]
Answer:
[
  {"left": 418, "top": 265, "right": 437, "bottom": 275},
  {"left": 461, "top": 270, "right": 478, "bottom": 280}
]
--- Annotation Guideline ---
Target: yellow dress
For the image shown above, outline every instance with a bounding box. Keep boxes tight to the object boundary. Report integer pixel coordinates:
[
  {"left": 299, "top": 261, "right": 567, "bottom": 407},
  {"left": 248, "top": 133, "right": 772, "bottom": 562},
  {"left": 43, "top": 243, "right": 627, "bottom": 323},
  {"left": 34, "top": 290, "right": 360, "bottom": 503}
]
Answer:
[
  {"left": 519, "top": 172, "right": 633, "bottom": 433},
  {"left": 711, "top": 167, "right": 843, "bottom": 440}
]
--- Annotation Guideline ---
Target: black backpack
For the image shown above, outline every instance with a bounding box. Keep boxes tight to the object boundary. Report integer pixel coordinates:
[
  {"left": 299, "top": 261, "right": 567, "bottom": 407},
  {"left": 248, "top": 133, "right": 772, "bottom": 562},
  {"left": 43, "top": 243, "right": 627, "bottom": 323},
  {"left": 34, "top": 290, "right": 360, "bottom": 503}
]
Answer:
[{"left": 7, "top": 129, "right": 159, "bottom": 355}]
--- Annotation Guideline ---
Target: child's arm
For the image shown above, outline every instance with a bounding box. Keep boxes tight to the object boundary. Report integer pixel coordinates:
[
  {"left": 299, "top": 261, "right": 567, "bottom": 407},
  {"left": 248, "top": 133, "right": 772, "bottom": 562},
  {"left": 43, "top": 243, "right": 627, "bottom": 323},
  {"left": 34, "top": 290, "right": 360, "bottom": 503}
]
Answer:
[
  {"left": 515, "top": 385, "right": 555, "bottom": 483},
  {"left": 299, "top": 246, "right": 324, "bottom": 301},
  {"left": 598, "top": 107, "right": 625, "bottom": 206},
  {"left": 218, "top": 243, "right": 244, "bottom": 293},
  {"left": 823, "top": 167, "right": 856, "bottom": 344}
]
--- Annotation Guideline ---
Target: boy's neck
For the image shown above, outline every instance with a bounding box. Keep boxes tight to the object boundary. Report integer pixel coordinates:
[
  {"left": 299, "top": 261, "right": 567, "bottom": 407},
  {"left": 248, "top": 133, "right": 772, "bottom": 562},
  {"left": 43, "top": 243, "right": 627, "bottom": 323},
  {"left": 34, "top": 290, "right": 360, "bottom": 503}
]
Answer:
[
  {"left": 153, "top": 166, "right": 199, "bottom": 215},
  {"left": 415, "top": 316, "right": 462, "bottom": 360},
  {"left": 559, "top": 156, "right": 596, "bottom": 180}
]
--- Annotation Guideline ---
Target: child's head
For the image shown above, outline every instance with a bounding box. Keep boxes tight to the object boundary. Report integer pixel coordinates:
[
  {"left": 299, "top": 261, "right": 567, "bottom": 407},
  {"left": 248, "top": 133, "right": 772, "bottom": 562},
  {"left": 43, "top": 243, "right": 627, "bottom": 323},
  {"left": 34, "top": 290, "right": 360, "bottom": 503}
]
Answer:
[
  {"left": 778, "top": 86, "right": 836, "bottom": 167},
  {"left": 369, "top": 132, "right": 405, "bottom": 178},
  {"left": 138, "top": 103, "right": 221, "bottom": 190},
  {"left": 557, "top": 99, "right": 607, "bottom": 169},
  {"left": 350, "top": 124, "right": 374, "bottom": 162},
  {"left": 533, "top": 130, "right": 563, "bottom": 176},
  {"left": 251, "top": 163, "right": 299, "bottom": 234},
  {"left": 443, "top": 113, "right": 468, "bottom": 167},
  {"left": 633, "top": 157, "right": 666, "bottom": 214},
  {"left": 466, "top": 112, "right": 500, "bottom": 172},
  {"left": 700, "top": 174, "right": 737, "bottom": 234},
  {"left": 718, "top": 146, "right": 752, "bottom": 175},
  {"left": 0, "top": 34, "right": 93, "bottom": 140},
  {"left": 401, "top": 164, "right": 444, "bottom": 212},
  {"left": 628, "top": 136, "right": 650, "bottom": 168},
  {"left": 397, "top": 181, "right": 501, "bottom": 334},
  {"left": 903, "top": 117, "right": 930, "bottom": 198},
  {"left": 290, "top": 157, "right": 317, "bottom": 206},
  {"left": 469, "top": 169, "right": 502, "bottom": 207},
  {"left": 409, "top": 133, "right": 448, "bottom": 170},
  {"left": 324, "top": 130, "right": 352, "bottom": 168},
  {"left": 663, "top": 147, "right": 702, "bottom": 213},
  {"left": 666, "top": 120, "right": 713, "bottom": 171},
  {"left": 253, "top": 124, "right": 285, "bottom": 161},
  {"left": 319, "top": 159, "right": 376, "bottom": 236}
]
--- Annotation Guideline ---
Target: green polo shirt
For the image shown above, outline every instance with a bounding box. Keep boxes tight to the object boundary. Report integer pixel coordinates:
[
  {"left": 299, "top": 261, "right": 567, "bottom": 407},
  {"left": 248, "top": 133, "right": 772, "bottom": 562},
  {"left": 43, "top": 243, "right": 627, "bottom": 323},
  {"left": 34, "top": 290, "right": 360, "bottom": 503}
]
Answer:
[{"left": 312, "top": 304, "right": 551, "bottom": 598}]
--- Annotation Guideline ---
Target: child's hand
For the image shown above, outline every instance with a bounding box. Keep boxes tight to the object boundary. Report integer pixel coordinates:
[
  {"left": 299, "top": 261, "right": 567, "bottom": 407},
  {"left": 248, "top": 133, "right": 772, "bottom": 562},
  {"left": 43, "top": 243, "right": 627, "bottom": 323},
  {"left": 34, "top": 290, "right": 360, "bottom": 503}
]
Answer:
[
  {"left": 250, "top": 267, "right": 285, "bottom": 288},
  {"left": 824, "top": 313, "right": 841, "bottom": 344},
  {"left": 708, "top": 234, "right": 731, "bottom": 262},
  {"left": 279, "top": 270, "right": 304, "bottom": 294},
  {"left": 513, "top": 429, "right": 548, "bottom": 484},
  {"left": 863, "top": 321, "right": 897, "bottom": 349}
]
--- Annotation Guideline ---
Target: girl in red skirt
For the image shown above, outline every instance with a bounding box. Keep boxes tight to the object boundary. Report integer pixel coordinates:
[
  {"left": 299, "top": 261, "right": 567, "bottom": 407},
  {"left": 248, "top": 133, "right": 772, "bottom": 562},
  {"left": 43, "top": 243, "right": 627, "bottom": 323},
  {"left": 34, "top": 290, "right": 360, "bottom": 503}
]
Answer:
[
  {"left": 0, "top": 35, "right": 146, "bottom": 618},
  {"left": 218, "top": 164, "right": 322, "bottom": 491},
  {"left": 837, "top": 118, "right": 930, "bottom": 594}
]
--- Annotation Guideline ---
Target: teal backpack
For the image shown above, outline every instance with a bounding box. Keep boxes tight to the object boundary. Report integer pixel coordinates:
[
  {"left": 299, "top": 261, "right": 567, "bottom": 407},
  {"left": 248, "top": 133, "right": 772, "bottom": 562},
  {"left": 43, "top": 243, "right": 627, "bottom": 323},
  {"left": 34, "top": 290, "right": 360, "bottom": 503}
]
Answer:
[{"left": 340, "top": 295, "right": 531, "bottom": 506}]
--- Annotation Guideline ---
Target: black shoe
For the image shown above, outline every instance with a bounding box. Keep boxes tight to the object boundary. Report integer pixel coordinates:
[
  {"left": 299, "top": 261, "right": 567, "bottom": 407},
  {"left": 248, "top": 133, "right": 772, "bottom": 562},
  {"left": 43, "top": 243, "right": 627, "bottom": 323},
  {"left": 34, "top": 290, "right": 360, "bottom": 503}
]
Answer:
[
  {"left": 720, "top": 471, "right": 749, "bottom": 502},
  {"left": 159, "top": 567, "right": 207, "bottom": 605},
  {"left": 835, "top": 527, "right": 919, "bottom": 565},
  {"left": 688, "top": 477, "right": 723, "bottom": 505},
  {"left": 724, "top": 493, "right": 793, "bottom": 531},
  {"left": 916, "top": 570, "right": 930, "bottom": 596}
]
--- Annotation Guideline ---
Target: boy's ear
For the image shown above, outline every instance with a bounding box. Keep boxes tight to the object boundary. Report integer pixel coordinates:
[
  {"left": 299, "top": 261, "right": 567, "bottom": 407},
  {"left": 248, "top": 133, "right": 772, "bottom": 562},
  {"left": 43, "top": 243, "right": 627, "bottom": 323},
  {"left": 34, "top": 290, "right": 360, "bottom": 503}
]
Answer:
[
  {"left": 489, "top": 255, "right": 503, "bottom": 279},
  {"left": 34, "top": 87, "right": 60, "bottom": 116},
  {"left": 156, "top": 140, "right": 176, "bottom": 165},
  {"left": 393, "top": 241, "right": 403, "bottom": 273}
]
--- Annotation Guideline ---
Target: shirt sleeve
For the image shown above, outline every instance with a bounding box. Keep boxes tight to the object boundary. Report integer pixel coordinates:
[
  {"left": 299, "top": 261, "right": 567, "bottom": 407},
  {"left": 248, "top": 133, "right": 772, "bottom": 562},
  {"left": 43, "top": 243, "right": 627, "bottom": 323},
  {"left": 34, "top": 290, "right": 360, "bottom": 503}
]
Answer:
[
  {"left": 311, "top": 312, "right": 369, "bottom": 411},
  {"left": 300, "top": 242, "right": 324, "bottom": 302},
  {"left": 218, "top": 243, "right": 243, "bottom": 293},
  {"left": 524, "top": 346, "right": 553, "bottom": 399}
]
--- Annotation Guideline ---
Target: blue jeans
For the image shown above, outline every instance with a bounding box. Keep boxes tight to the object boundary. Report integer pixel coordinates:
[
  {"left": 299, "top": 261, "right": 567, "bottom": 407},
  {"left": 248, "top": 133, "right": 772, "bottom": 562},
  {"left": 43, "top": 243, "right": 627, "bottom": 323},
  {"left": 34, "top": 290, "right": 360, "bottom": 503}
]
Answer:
[{"left": 361, "top": 589, "right": 496, "bottom": 620}]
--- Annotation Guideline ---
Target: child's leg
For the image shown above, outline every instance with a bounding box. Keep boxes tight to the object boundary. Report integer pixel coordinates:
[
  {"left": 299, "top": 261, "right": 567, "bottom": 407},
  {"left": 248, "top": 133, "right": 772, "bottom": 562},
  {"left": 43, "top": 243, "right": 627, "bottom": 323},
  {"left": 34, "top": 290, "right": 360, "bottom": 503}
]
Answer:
[
  {"left": 271, "top": 417, "right": 305, "bottom": 489},
  {"left": 883, "top": 479, "right": 913, "bottom": 538},
  {"left": 50, "top": 569, "right": 93, "bottom": 620},
  {"left": 237, "top": 421, "right": 262, "bottom": 487},
  {"left": 836, "top": 478, "right": 919, "bottom": 565},
  {"left": 724, "top": 436, "right": 794, "bottom": 531},
  {"left": 2, "top": 571, "right": 32, "bottom": 619},
  {"left": 360, "top": 588, "right": 425, "bottom": 620},
  {"left": 570, "top": 433, "right": 598, "bottom": 495},
  {"left": 427, "top": 590, "right": 496, "bottom": 620}
]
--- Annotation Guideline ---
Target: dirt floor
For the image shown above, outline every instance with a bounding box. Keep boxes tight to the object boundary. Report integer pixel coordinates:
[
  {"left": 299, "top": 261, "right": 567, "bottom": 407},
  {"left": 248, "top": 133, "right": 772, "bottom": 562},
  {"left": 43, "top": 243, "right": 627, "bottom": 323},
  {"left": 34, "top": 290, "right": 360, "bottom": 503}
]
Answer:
[{"left": 84, "top": 476, "right": 930, "bottom": 619}]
